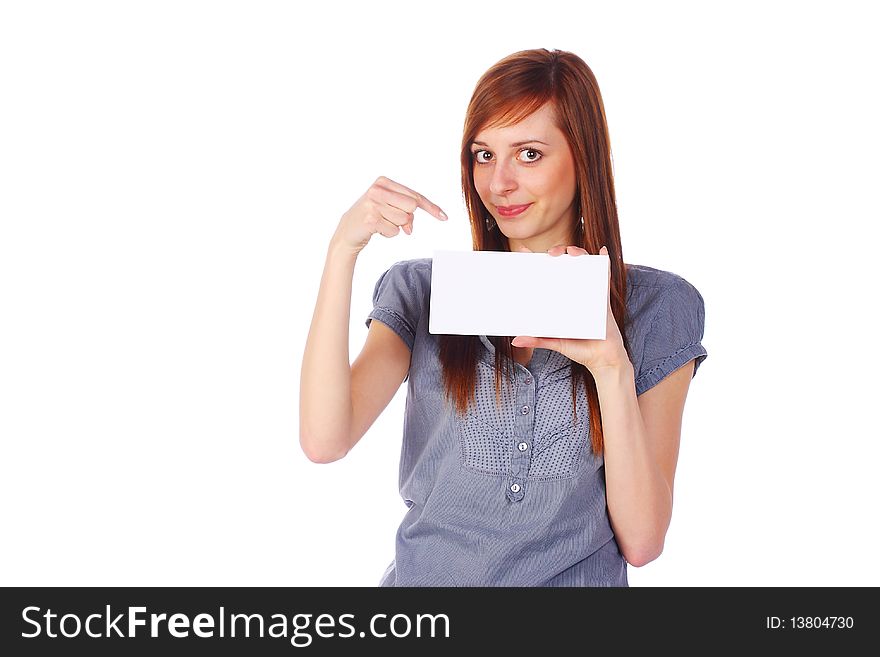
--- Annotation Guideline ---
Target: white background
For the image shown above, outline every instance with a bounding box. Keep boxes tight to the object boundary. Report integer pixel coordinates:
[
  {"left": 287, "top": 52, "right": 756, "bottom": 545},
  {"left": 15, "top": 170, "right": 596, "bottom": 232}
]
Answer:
[{"left": 1, "top": 0, "right": 877, "bottom": 587}]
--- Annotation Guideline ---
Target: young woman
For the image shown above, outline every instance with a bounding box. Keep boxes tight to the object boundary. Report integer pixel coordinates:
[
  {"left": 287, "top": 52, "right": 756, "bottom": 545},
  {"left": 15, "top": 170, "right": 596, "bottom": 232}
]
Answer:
[{"left": 300, "top": 48, "right": 708, "bottom": 586}]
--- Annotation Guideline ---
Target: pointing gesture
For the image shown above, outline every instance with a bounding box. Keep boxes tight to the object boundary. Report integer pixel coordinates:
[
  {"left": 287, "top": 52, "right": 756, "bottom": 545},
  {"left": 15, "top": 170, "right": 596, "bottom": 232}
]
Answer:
[{"left": 333, "top": 176, "right": 448, "bottom": 254}]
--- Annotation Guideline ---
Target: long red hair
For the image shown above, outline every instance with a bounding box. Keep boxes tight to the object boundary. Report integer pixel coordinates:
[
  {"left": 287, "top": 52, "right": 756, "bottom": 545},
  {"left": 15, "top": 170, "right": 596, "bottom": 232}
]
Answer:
[{"left": 438, "top": 48, "right": 632, "bottom": 457}]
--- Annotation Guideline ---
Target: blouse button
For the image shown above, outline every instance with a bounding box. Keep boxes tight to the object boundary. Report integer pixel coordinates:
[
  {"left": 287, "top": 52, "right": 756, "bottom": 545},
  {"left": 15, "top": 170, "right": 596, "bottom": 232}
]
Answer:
[
  {"left": 524, "top": 377, "right": 532, "bottom": 386},
  {"left": 520, "top": 405, "right": 530, "bottom": 415},
  {"left": 510, "top": 483, "right": 521, "bottom": 493},
  {"left": 518, "top": 442, "right": 529, "bottom": 452}
]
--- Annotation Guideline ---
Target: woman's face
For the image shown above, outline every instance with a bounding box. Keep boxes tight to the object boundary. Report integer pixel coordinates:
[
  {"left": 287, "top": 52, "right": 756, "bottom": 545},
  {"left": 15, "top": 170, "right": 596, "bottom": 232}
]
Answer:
[{"left": 471, "top": 102, "right": 578, "bottom": 252}]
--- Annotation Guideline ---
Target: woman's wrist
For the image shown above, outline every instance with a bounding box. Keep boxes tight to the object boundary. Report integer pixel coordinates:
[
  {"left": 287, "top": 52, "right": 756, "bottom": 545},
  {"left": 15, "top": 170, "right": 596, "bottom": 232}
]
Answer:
[
  {"left": 590, "top": 358, "right": 635, "bottom": 388},
  {"left": 327, "top": 233, "right": 364, "bottom": 263}
]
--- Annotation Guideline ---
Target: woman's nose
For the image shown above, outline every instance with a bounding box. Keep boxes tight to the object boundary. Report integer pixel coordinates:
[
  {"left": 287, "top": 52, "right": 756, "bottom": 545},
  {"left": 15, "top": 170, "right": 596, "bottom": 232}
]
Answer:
[{"left": 488, "top": 158, "right": 517, "bottom": 196}]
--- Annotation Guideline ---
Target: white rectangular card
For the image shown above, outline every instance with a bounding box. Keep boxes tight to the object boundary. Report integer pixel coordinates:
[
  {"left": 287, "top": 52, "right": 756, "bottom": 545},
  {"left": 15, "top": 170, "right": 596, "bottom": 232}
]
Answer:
[{"left": 429, "top": 250, "right": 608, "bottom": 339}]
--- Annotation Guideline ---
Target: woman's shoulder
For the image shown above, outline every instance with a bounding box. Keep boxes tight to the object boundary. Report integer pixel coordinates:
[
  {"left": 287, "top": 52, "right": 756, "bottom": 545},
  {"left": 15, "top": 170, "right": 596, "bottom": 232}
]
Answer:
[
  {"left": 626, "top": 262, "right": 693, "bottom": 288},
  {"left": 626, "top": 262, "right": 703, "bottom": 295},
  {"left": 370, "top": 258, "right": 433, "bottom": 306},
  {"left": 623, "top": 262, "right": 708, "bottom": 392},
  {"left": 624, "top": 262, "right": 706, "bottom": 324},
  {"left": 386, "top": 257, "right": 433, "bottom": 273}
]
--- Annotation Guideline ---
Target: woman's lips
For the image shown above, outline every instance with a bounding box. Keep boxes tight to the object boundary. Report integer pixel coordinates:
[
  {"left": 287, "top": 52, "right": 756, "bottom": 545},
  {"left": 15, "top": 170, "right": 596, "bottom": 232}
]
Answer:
[{"left": 496, "top": 203, "right": 532, "bottom": 217}]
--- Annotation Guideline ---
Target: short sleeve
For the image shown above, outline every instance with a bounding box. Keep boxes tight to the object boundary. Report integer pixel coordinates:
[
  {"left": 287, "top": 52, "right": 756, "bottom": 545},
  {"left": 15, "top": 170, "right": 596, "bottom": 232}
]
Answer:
[
  {"left": 634, "top": 277, "right": 708, "bottom": 396},
  {"left": 364, "top": 260, "right": 428, "bottom": 352}
]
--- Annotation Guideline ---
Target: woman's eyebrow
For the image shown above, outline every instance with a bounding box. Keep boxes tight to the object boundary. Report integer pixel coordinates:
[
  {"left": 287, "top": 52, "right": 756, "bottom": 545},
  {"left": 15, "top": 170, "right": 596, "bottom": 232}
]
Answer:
[{"left": 471, "top": 139, "right": 550, "bottom": 148}]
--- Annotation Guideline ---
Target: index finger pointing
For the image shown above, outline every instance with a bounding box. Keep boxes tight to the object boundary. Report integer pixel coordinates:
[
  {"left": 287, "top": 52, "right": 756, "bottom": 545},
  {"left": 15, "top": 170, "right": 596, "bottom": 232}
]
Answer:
[
  {"left": 413, "top": 191, "right": 448, "bottom": 221},
  {"left": 379, "top": 177, "right": 447, "bottom": 221}
]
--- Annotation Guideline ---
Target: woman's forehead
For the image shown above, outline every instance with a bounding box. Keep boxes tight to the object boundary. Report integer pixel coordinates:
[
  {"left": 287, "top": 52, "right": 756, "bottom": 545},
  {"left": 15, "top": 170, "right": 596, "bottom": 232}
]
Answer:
[{"left": 475, "top": 103, "right": 560, "bottom": 143}]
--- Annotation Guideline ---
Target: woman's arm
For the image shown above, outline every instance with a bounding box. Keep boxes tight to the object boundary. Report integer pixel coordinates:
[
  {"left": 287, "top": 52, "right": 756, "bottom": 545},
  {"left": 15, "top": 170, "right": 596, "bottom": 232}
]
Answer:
[
  {"left": 595, "top": 359, "right": 696, "bottom": 566},
  {"left": 298, "top": 177, "right": 446, "bottom": 463},
  {"left": 299, "top": 241, "right": 412, "bottom": 463},
  {"left": 299, "top": 240, "right": 362, "bottom": 462}
]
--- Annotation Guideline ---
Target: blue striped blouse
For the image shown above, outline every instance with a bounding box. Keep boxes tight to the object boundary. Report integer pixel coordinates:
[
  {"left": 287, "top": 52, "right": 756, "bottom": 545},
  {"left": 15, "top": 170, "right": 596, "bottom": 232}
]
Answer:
[{"left": 365, "top": 258, "right": 708, "bottom": 586}]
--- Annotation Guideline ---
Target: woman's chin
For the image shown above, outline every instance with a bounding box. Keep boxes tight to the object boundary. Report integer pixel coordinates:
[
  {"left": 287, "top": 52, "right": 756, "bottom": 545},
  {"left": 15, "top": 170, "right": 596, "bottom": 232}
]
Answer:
[{"left": 498, "top": 225, "right": 537, "bottom": 241}]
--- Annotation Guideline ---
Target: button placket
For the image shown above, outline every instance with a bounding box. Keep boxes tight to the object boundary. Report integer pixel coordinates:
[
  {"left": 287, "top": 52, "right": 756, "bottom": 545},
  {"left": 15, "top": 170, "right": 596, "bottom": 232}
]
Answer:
[
  {"left": 507, "top": 367, "right": 536, "bottom": 502},
  {"left": 485, "top": 349, "right": 543, "bottom": 504}
]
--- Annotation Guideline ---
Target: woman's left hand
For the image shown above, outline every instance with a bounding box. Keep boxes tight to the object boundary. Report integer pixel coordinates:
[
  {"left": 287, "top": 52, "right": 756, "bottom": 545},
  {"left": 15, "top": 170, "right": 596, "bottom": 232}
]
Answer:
[{"left": 511, "top": 245, "right": 630, "bottom": 376}]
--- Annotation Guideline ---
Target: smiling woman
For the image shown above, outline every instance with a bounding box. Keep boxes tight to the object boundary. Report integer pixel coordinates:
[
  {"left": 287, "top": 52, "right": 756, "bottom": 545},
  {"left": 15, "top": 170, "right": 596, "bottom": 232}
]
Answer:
[
  {"left": 299, "top": 48, "right": 708, "bottom": 587},
  {"left": 469, "top": 102, "right": 578, "bottom": 249}
]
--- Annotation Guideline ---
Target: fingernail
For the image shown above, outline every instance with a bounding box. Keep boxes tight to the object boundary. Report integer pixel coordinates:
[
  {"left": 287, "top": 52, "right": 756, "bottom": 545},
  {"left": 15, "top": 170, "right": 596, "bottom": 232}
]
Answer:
[{"left": 439, "top": 210, "right": 448, "bottom": 220}]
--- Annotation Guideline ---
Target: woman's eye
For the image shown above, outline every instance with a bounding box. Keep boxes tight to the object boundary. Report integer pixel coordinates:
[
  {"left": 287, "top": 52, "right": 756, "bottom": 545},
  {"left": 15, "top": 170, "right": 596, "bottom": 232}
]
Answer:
[{"left": 472, "top": 149, "right": 541, "bottom": 164}]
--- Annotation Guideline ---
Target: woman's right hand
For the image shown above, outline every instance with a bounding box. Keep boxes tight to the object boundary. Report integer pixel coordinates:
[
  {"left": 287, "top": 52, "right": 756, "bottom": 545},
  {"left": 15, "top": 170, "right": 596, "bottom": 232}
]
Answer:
[{"left": 331, "top": 176, "right": 448, "bottom": 254}]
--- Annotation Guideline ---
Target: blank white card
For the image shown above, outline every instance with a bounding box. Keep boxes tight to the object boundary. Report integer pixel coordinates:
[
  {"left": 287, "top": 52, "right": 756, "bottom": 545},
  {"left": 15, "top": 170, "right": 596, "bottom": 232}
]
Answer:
[{"left": 428, "top": 250, "right": 608, "bottom": 339}]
